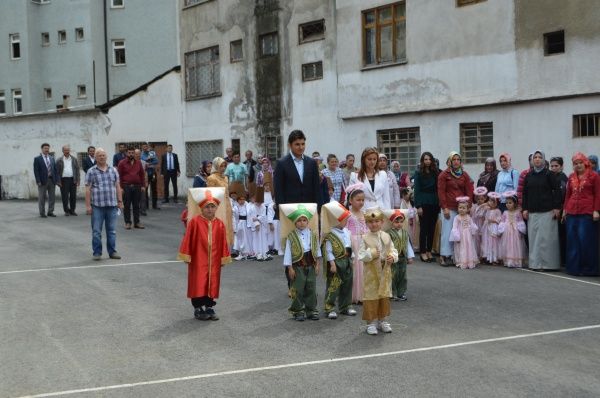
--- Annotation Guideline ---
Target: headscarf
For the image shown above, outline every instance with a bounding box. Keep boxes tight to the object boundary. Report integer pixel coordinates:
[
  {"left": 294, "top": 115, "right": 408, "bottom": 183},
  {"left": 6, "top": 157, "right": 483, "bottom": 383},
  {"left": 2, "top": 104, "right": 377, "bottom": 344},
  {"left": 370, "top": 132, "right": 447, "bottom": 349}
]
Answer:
[
  {"left": 532, "top": 150, "right": 546, "bottom": 173},
  {"left": 569, "top": 152, "right": 593, "bottom": 191},
  {"left": 391, "top": 160, "right": 401, "bottom": 183},
  {"left": 200, "top": 160, "right": 211, "bottom": 177},
  {"left": 211, "top": 157, "right": 226, "bottom": 174},
  {"left": 447, "top": 151, "right": 463, "bottom": 178},
  {"left": 256, "top": 157, "right": 273, "bottom": 186},
  {"left": 499, "top": 153, "right": 513, "bottom": 171},
  {"left": 478, "top": 158, "right": 499, "bottom": 186},
  {"left": 588, "top": 155, "right": 599, "bottom": 173}
]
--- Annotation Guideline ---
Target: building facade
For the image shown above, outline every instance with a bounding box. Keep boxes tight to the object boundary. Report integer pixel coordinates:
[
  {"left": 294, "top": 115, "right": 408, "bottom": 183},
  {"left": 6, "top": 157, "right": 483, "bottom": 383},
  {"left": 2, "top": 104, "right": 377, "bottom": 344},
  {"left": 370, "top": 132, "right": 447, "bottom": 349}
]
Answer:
[{"left": 0, "top": 0, "right": 179, "bottom": 117}]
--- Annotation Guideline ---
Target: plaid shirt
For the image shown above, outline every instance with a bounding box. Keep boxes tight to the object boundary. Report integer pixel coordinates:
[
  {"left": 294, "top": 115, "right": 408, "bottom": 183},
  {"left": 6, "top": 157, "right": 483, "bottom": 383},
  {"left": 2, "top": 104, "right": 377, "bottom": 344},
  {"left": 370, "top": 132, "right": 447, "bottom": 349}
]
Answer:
[
  {"left": 322, "top": 167, "right": 345, "bottom": 202},
  {"left": 85, "top": 165, "right": 120, "bottom": 207}
]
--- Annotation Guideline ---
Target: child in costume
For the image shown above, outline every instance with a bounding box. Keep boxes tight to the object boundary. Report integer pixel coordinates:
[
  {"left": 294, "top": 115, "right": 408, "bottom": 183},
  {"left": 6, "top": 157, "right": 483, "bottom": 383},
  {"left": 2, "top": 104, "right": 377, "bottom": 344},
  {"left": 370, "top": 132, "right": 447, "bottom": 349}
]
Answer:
[
  {"left": 359, "top": 207, "right": 398, "bottom": 335},
  {"left": 281, "top": 203, "right": 322, "bottom": 321},
  {"left": 248, "top": 187, "right": 271, "bottom": 261},
  {"left": 384, "top": 209, "right": 415, "bottom": 301},
  {"left": 449, "top": 196, "right": 479, "bottom": 269},
  {"left": 321, "top": 201, "right": 357, "bottom": 319},
  {"left": 345, "top": 183, "right": 368, "bottom": 304},
  {"left": 498, "top": 191, "right": 527, "bottom": 268},
  {"left": 482, "top": 192, "right": 502, "bottom": 264},
  {"left": 233, "top": 193, "right": 252, "bottom": 261},
  {"left": 471, "top": 186, "right": 489, "bottom": 259},
  {"left": 178, "top": 187, "right": 232, "bottom": 321}
]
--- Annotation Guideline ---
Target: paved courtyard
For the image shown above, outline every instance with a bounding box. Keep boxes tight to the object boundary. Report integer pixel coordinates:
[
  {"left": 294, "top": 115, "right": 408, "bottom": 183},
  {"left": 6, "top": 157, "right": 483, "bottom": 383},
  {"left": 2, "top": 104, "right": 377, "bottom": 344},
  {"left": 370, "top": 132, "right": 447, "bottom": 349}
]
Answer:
[{"left": 1, "top": 200, "right": 600, "bottom": 398}]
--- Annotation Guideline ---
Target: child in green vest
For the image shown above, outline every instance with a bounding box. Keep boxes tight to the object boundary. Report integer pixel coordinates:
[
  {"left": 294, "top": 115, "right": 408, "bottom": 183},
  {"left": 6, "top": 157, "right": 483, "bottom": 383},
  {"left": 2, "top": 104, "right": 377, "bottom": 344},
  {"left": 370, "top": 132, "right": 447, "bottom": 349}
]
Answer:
[
  {"left": 321, "top": 201, "right": 357, "bottom": 319},
  {"left": 280, "top": 203, "right": 322, "bottom": 321},
  {"left": 384, "top": 209, "right": 415, "bottom": 301}
]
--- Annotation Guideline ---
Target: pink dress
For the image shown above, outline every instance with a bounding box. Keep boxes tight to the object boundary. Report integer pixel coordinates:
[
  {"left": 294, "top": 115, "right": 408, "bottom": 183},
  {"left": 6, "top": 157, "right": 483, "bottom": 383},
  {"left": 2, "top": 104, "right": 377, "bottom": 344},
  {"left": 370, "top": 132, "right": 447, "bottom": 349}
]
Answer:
[
  {"left": 481, "top": 208, "right": 502, "bottom": 263},
  {"left": 498, "top": 210, "right": 527, "bottom": 268},
  {"left": 471, "top": 203, "right": 487, "bottom": 257},
  {"left": 400, "top": 199, "right": 419, "bottom": 251},
  {"left": 347, "top": 211, "right": 368, "bottom": 303},
  {"left": 450, "top": 214, "right": 479, "bottom": 269}
]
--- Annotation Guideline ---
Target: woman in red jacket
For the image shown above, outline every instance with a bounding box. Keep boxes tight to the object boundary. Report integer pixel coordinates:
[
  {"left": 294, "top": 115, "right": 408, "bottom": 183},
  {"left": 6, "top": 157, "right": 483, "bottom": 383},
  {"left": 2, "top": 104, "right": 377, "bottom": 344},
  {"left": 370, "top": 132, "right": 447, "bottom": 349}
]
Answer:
[
  {"left": 437, "top": 151, "right": 474, "bottom": 266},
  {"left": 563, "top": 152, "right": 600, "bottom": 276}
]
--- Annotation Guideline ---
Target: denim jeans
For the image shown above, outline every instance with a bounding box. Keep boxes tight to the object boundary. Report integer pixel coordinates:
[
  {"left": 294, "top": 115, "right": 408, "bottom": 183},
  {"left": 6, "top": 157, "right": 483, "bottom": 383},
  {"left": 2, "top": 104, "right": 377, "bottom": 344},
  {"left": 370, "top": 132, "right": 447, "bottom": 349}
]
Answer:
[{"left": 91, "top": 205, "right": 117, "bottom": 256}]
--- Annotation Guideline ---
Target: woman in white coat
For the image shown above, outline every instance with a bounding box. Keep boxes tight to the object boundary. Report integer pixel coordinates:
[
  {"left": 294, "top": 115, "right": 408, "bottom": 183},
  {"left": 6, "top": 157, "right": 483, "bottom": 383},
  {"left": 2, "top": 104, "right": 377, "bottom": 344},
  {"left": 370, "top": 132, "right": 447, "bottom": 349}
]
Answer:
[{"left": 348, "top": 147, "right": 391, "bottom": 210}]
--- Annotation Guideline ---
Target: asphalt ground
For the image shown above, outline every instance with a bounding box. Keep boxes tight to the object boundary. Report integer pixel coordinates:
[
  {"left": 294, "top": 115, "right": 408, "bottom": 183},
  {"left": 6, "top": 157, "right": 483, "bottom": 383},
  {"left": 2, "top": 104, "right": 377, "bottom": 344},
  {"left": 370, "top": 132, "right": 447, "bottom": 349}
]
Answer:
[{"left": 1, "top": 200, "right": 599, "bottom": 398}]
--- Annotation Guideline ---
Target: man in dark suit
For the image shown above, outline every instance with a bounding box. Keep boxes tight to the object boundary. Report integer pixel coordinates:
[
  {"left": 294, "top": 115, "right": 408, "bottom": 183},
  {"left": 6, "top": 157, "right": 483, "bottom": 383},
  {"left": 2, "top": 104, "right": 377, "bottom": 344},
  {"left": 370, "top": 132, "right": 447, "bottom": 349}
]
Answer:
[
  {"left": 82, "top": 146, "right": 96, "bottom": 173},
  {"left": 112, "top": 143, "right": 126, "bottom": 167},
  {"left": 161, "top": 144, "right": 180, "bottom": 203},
  {"left": 33, "top": 142, "right": 58, "bottom": 218},
  {"left": 244, "top": 150, "right": 257, "bottom": 183},
  {"left": 274, "top": 130, "right": 322, "bottom": 290}
]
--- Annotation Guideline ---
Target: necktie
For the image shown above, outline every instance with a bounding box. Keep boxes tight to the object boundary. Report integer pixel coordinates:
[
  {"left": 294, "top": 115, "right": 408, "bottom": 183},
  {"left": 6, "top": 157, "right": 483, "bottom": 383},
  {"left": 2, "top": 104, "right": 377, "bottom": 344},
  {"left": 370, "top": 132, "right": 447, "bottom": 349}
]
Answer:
[
  {"left": 168, "top": 154, "right": 172, "bottom": 170},
  {"left": 45, "top": 156, "right": 51, "bottom": 175}
]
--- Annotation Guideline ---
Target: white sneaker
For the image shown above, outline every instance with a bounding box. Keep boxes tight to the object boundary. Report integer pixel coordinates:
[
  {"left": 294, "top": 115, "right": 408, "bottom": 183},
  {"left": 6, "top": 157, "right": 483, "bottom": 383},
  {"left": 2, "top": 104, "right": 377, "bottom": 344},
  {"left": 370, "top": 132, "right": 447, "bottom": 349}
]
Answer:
[
  {"left": 234, "top": 255, "right": 245, "bottom": 261},
  {"left": 378, "top": 321, "right": 392, "bottom": 333},
  {"left": 327, "top": 311, "right": 338, "bottom": 319},
  {"left": 342, "top": 308, "right": 357, "bottom": 316},
  {"left": 366, "top": 324, "right": 378, "bottom": 335}
]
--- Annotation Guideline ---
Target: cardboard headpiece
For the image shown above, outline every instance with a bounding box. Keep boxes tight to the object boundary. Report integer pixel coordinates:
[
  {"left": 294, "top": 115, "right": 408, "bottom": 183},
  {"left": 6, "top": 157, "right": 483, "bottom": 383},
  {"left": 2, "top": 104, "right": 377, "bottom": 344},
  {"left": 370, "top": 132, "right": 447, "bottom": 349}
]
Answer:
[
  {"left": 254, "top": 186, "right": 265, "bottom": 203},
  {"left": 229, "top": 181, "right": 245, "bottom": 199},
  {"left": 279, "top": 203, "right": 319, "bottom": 249},
  {"left": 382, "top": 208, "right": 410, "bottom": 232},
  {"left": 321, "top": 201, "right": 351, "bottom": 239},
  {"left": 186, "top": 187, "right": 226, "bottom": 222},
  {"left": 364, "top": 206, "right": 384, "bottom": 222}
]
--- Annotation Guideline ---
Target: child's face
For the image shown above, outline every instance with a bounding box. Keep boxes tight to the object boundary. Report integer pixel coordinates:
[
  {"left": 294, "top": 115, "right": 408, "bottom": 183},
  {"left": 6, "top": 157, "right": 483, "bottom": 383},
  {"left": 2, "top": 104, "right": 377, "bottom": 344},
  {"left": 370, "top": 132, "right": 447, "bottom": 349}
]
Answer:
[
  {"left": 349, "top": 193, "right": 365, "bottom": 210},
  {"left": 488, "top": 199, "right": 497, "bottom": 209},
  {"left": 366, "top": 218, "right": 382, "bottom": 232},
  {"left": 476, "top": 195, "right": 487, "bottom": 205},
  {"left": 295, "top": 216, "right": 309, "bottom": 230},
  {"left": 264, "top": 182, "right": 271, "bottom": 192},
  {"left": 402, "top": 193, "right": 410, "bottom": 201},
  {"left": 458, "top": 202, "right": 469, "bottom": 215},
  {"left": 230, "top": 193, "right": 238, "bottom": 201},
  {"left": 506, "top": 198, "right": 516, "bottom": 210},
  {"left": 201, "top": 203, "right": 217, "bottom": 219},
  {"left": 392, "top": 218, "right": 404, "bottom": 229},
  {"left": 338, "top": 217, "right": 349, "bottom": 229},
  {"left": 237, "top": 197, "right": 246, "bottom": 205}
]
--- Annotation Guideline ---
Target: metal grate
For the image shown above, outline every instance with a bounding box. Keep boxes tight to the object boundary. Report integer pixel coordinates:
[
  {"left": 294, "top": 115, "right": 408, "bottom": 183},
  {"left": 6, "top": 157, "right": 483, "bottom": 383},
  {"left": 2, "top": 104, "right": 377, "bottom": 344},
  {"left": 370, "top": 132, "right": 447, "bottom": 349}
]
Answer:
[
  {"left": 302, "top": 62, "right": 323, "bottom": 81},
  {"left": 460, "top": 123, "right": 494, "bottom": 164},
  {"left": 377, "top": 127, "right": 421, "bottom": 172},
  {"left": 185, "top": 46, "right": 220, "bottom": 99},
  {"left": 299, "top": 20, "right": 325, "bottom": 44},
  {"left": 573, "top": 113, "right": 600, "bottom": 138},
  {"left": 264, "top": 135, "right": 282, "bottom": 161},
  {"left": 185, "top": 140, "right": 223, "bottom": 177}
]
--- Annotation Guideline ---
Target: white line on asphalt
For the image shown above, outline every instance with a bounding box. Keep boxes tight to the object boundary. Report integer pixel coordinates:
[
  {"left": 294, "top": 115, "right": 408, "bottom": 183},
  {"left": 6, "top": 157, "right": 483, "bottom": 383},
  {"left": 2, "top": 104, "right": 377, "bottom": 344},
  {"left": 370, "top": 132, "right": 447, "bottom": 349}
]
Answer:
[
  {"left": 17, "top": 323, "right": 600, "bottom": 398},
  {"left": 0, "top": 260, "right": 181, "bottom": 275},
  {"left": 517, "top": 268, "right": 600, "bottom": 287}
]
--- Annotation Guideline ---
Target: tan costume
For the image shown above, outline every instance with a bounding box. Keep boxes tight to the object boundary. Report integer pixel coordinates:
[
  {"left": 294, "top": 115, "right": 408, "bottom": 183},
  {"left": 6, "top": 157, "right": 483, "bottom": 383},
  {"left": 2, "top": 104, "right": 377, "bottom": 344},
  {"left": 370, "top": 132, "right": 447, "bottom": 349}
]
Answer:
[{"left": 207, "top": 158, "right": 234, "bottom": 245}]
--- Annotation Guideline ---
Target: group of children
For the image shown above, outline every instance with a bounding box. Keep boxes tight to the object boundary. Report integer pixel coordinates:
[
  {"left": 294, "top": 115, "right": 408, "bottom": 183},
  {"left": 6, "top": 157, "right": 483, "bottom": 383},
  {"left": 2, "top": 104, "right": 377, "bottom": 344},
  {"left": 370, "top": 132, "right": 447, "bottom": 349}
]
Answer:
[{"left": 451, "top": 187, "right": 527, "bottom": 269}]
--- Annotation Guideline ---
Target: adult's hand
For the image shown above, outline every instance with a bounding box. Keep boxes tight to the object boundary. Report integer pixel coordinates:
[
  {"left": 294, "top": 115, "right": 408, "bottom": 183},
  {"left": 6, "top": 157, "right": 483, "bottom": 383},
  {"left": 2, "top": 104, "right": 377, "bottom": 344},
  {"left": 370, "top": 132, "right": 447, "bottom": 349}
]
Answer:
[
  {"left": 522, "top": 210, "right": 528, "bottom": 221},
  {"left": 417, "top": 207, "right": 423, "bottom": 216},
  {"left": 552, "top": 209, "right": 560, "bottom": 220},
  {"left": 593, "top": 210, "right": 599, "bottom": 221},
  {"left": 443, "top": 208, "right": 450, "bottom": 219},
  {"left": 86, "top": 205, "right": 92, "bottom": 215}
]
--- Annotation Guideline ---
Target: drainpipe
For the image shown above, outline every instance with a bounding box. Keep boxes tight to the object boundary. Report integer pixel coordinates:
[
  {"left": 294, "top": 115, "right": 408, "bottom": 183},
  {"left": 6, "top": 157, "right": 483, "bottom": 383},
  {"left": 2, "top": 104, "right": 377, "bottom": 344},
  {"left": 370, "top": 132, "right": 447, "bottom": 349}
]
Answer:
[{"left": 103, "top": 0, "right": 110, "bottom": 102}]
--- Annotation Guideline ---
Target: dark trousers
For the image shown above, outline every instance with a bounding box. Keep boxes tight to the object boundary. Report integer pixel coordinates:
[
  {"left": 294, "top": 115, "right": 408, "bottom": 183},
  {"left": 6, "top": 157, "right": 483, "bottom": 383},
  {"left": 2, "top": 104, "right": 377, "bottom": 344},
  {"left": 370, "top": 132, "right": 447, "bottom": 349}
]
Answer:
[
  {"left": 419, "top": 204, "right": 439, "bottom": 253},
  {"left": 191, "top": 296, "right": 216, "bottom": 309},
  {"left": 123, "top": 184, "right": 141, "bottom": 225},
  {"left": 60, "top": 177, "right": 77, "bottom": 213},
  {"left": 289, "top": 265, "right": 317, "bottom": 316},
  {"left": 324, "top": 258, "right": 353, "bottom": 313},
  {"left": 392, "top": 257, "right": 408, "bottom": 297},
  {"left": 565, "top": 215, "right": 599, "bottom": 276},
  {"left": 163, "top": 170, "right": 178, "bottom": 201},
  {"left": 146, "top": 170, "right": 158, "bottom": 208}
]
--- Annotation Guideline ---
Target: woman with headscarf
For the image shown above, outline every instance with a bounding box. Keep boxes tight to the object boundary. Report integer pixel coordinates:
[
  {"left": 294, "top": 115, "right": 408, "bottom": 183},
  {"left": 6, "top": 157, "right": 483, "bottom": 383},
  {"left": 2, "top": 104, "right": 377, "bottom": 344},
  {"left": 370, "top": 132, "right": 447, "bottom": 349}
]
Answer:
[
  {"left": 256, "top": 157, "right": 274, "bottom": 187},
  {"left": 207, "top": 157, "right": 234, "bottom": 245},
  {"left": 378, "top": 153, "right": 401, "bottom": 208},
  {"left": 437, "top": 151, "right": 474, "bottom": 266},
  {"left": 477, "top": 158, "right": 499, "bottom": 196},
  {"left": 522, "top": 150, "right": 561, "bottom": 271},
  {"left": 193, "top": 160, "right": 212, "bottom": 188},
  {"left": 494, "top": 153, "right": 519, "bottom": 212},
  {"left": 562, "top": 153, "right": 600, "bottom": 276},
  {"left": 588, "top": 155, "right": 599, "bottom": 175}
]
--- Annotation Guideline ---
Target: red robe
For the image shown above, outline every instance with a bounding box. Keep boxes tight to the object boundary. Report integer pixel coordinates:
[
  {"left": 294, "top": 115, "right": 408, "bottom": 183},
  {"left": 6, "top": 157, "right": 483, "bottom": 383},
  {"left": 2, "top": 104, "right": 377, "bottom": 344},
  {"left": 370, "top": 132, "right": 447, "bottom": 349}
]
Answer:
[{"left": 178, "top": 215, "right": 232, "bottom": 298}]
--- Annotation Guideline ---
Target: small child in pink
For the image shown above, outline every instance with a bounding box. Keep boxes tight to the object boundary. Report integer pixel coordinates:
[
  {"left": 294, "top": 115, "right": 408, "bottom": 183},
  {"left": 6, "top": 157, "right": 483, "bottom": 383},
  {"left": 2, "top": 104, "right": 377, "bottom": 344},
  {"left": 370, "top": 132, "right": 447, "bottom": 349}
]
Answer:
[
  {"left": 345, "top": 183, "right": 368, "bottom": 304},
  {"left": 498, "top": 191, "right": 527, "bottom": 268},
  {"left": 450, "top": 196, "right": 479, "bottom": 269},
  {"left": 471, "top": 186, "right": 489, "bottom": 259},
  {"left": 481, "top": 192, "right": 502, "bottom": 265}
]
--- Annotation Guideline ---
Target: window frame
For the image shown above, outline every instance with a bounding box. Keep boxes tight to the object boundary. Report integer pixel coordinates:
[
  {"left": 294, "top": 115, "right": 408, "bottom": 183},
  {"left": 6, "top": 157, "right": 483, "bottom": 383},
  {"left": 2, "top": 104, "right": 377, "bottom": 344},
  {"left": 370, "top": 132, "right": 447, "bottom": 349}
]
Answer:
[
  {"left": 259, "top": 32, "right": 279, "bottom": 58},
  {"left": 377, "top": 127, "right": 421, "bottom": 173},
  {"left": 112, "top": 39, "right": 126, "bottom": 66},
  {"left": 41, "top": 32, "right": 50, "bottom": 46},
  {"left": 183, "top": 0, "right": 211, "bottom": 8},
  {"left": 75, "top": 27, "right": 84, "bottom": 41},
  {"left": 12, "top": 89, "right": 23, "bottom": 115},
  {"left": 361, "top": 1, "right": 406, "bottom": 68},
  {"left": 230, "top": 39, "right": 243, "bottom": 63},
  {"left": 111, "top": 0, "right": 124, "bottom": 8},
  {"left": 58, "top": 30, "right": 67, "bottom": 44},
  {"left": 456, "top": 0, "right": 486, "bottom": 6},
  {"left": 301, "top": 61, "right": 323, "bottom": 82},
  {"left": 31, "top": 0, "right": 51, "bottom": 4},
  {"left": 77, "top": 85, "right": 87, "bottom": 99},
  {"left": 44, "top": 88, "right": 52, "bottom": 101},
  {"left": 459, "top": 122, "right": 494, "bottom": 164},
  {"left": 544, "top": 30, "right": 565, "bottom": 56},
  {"left": 573, "top": 113, "right": 600, "bottom": 138},
  {"left": 0, "top": 91, "right": 5, "bottom": 116},
  {"left": 10, "top": 33, "right": 21, "bottom": 60},
  {"left": 298, "top": 19, "right": 326, "bottom": 44},
  {"left": 184, "top": 46, "right": 221, "bottom": 100}
]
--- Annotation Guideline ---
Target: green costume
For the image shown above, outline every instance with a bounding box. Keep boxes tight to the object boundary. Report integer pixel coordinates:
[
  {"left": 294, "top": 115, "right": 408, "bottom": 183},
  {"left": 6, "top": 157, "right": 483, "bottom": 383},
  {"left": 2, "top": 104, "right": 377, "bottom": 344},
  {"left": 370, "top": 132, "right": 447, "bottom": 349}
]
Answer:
[
  {"left": 288, "top": 230, "right": 320, "bottom": 316},
  {"left": 387, "top": 228, "right": 409, "bottom": 297},
  {"left": 322, "top": 230, "right": 353, "bottom": 313}
]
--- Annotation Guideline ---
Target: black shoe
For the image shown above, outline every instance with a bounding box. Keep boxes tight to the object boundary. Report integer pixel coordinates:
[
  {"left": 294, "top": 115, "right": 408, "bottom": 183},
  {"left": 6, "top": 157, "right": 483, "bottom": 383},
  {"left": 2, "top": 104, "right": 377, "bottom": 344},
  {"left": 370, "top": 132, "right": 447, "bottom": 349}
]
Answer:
[
  {"left": 308, "top": 313, "right": 319, "bottom": 321},
  {"left": 70, "top": 211, "right": 78, "bottom": 216},
  {"left": 64, "top": 212, "right": 70, "bottom": 216},
  {"left": 294, "top": 313, "right": 306, "bottom": 322},
  {"left": 109, "top": 252, "right": 121, "bottom": 259},
  {"left": 40, "top": 214, "right": 47, "bottom": 218},
  {"left": 205, "top": 307, "right": 219, "bottom": 321},
  {"left": 48, "top": 213, "right": 56, "bottom": 217},
  {"left": 194, "top": 307, "right": 209, "bottom": 320},
  {"left": 398, "top": 295, "right": 407, "bottom": 301}
]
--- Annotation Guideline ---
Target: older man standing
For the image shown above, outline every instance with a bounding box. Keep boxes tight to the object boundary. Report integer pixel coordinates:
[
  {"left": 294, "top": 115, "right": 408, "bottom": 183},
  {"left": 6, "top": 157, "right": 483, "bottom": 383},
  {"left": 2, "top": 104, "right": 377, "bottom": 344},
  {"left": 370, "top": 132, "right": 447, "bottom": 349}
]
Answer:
[
  {"left": 118, "top": 146, "right": 146, "bottom": 230},
  {"left": 56, "top": 144, "right": 81, "bottom": 216},
  {"left": 33, "top": 143, "right": 59, "bottom": 218},
  {"left": 85, "top": 148, "right": 123, "bottom": 260}
]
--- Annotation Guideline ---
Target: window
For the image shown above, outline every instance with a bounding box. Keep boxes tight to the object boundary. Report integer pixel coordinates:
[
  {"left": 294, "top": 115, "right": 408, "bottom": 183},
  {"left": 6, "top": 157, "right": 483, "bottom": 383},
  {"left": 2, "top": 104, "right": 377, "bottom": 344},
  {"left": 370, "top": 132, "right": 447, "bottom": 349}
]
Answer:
[
  {"left": 302, "top": 61, "right": 323, "bottom": 81},
  {"left": 185, "top": 46, "right": 220, "bottom": 99},
  {"left": 75, "top": 28, "right": 84, "bottom": 41},
  {"left": 231, "top": 139, "right": 241, "bottom": 155},
  {"left": 264, "top": 135, "right": 282, "bottom": 161},
  {"left": 573, "top": 113, "right": 600, "bottom": 138},
  {"left": 10, "top": 34, "right": 21, "bottom": 60},
  {"left": 259, "top": 32, "right": 278, "bottom": 57},
  {"left": 31, "top": 0, "right": 51, "bottom": 3},
  {"left": 299, "top": 20, "right": 325, "bottom": 44},
  {"left": 44, "top": 88, "right": 52, "bottom": 101},
  {"left": 77, "top": 85, "right": 87, "bottom": 98},
  {"left": 460, "top": 123, "right": 494, "bottom": 164},
  {"left": 362, "top": 2, "right": 406, "bottom": 67},
  {"left": 456, "top": 0, "right": 486, "bottom": 6},
  {"left": 230, "top": 40, "right": 243, "bottom": 62},
  {"left": 111, "top": 0, "right": 124, "bottom": 8},
  {"left": 41, "top": 32, "right": 50, "bottom": 46},
  {"left": 0, "top": 91, "right": 5, "bottom": 116},
  {"left": 58, "top": 30, "right": 66, "bottom": 44},
  {"left": 12, "top": 89, "right": 22, "bottom": 114},
  {"left": 377, "top": 127, "right": 421, "bottom": 172},
  {"left": 544, "top": 30, "right": 565, "bottom": 55},
  {"left": 112, "top": 40, "right": 126, "bottom": 65},
  {"left": 185, "top": 140, "right": 223, "bottom": 176},
  {"left": 184, "top": 0, "right": 210, "bottom": 6}
]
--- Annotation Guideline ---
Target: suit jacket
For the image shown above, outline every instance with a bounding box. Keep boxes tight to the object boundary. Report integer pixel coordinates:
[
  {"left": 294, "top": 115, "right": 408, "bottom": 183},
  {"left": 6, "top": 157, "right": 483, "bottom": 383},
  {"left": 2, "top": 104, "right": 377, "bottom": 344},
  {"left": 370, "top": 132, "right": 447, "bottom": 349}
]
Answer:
[
  {"left": 244, "top": 159, "right": 257, "bottom": 183},
  {"left": 348, "top": 170, "right": 391, "bottom": 210},
  {"left": 274, "top": 153, "right": 321, "bottom": 207},
  {"left": 161, "top": 152, "right": 180, "bottom": 174},
  {"left": 82, "top": 156, "right": 96, "bottom": 174},
  {"left": 113, "top": 152, "right": 126, "bottom": 167},
  {"left": 56, "top": 156, "right": 81, "bottom": 184},
  {"left": 33, "top": 154, "right": 58, "bottom": 185}
]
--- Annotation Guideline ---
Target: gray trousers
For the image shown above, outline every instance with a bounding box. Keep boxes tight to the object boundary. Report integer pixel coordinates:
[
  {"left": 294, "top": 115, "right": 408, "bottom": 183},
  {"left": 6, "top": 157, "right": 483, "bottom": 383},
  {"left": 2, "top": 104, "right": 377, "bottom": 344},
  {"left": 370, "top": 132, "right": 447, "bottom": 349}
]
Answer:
[{"left": 37, "top": 179, "right": 56, "bottom": 216}]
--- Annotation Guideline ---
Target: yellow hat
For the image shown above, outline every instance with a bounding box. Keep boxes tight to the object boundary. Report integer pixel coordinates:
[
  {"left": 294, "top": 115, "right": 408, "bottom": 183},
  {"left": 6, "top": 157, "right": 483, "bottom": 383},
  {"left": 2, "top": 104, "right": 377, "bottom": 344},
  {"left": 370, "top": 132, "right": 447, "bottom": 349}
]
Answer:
[
  {"left": 364, "top": 206, "right": 384, "bottom": 221},
  {"left": 321, "top": 201, "right": 351, "bottom": 239},
  {"left": 279, "top": 203, "right": 318, "bottom": 248},
  {"left": 186, "top": 187, "right": 226, "bottom": 222}
]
